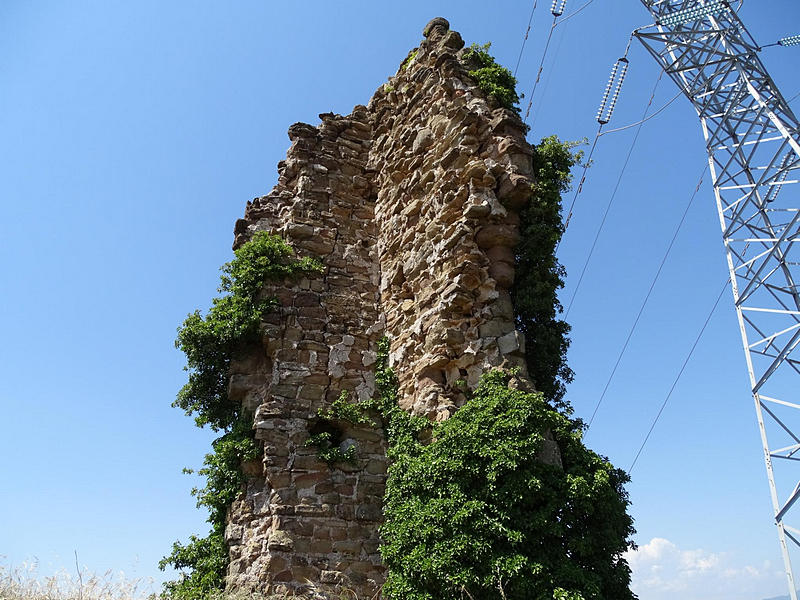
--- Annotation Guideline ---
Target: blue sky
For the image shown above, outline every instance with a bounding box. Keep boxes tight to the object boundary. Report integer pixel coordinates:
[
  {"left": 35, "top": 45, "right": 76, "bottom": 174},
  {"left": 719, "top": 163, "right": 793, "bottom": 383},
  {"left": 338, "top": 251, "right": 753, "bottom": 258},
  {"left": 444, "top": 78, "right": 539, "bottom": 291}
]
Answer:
[{"left": 1, "top": 2, "right": 798, "bottom": 599}]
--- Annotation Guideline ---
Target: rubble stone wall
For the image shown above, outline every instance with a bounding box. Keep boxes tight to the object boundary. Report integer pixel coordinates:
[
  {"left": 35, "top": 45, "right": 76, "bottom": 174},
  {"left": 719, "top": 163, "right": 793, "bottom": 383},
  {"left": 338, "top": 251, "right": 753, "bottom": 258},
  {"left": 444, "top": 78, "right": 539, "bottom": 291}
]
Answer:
[
  {"left": 370, "top": 20, "right": 535, "bottom": 420},
  {"left": 226, "top": 109, "right": 387, "bottom": 595},
  {"left": 225, "top": 18, "right": 540, "bottom": 597}
]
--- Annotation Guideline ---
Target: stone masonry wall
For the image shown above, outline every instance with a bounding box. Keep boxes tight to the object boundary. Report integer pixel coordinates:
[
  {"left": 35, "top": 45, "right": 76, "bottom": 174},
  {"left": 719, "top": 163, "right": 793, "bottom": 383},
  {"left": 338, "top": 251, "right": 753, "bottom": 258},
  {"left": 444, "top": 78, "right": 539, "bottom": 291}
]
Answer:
[
  {"left": 370, "top": 19, "right": 535, "bottom": 420},
  {"left": 225, "top": 18, "right": 542, "bottom": 597}
]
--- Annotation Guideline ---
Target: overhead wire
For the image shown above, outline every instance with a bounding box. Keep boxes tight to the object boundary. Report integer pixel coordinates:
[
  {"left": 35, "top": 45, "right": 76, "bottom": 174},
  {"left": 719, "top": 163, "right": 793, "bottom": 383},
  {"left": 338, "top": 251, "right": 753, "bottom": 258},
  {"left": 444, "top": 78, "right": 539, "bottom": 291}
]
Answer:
[
  {"left": 514, "top": 1, "right": 539, "bottom": 77},
  {"left": 523, "top": 0, "right": 586, "bottom": 125},
  {"left": 585, "top": 166, "right": 708, "bottom": 432},
  {"left": 565, "top": 31, "right": 742, "bottom": 440},
  {"left": 564, "top": 71, "right": 665, "bottom": 320},
  {"left": 628, "top": 279, "right": 729, "bottom": 473},
  {"left": 556, "top": 0, "right": 596, "bottom": 26},
  {"left": 529, "top": 23, "right": 566, "bottom": 133},
  {"left": 559, "top": 131, "right": 601, "bottom": 238},
  {"left": 528, "top": 0, "right": 594, "bottom": 132},
  {"left": 558, "top": 30, "right": 641, "bottom": 243},
  {"left": 757, "top": 33, "right": 800, "bottom": 50},
  {"left": 598, "top": 89, "right": 683, "bottom": 137},
  {"left": 523, "top": 0, "right": 598, "bottom": 127},
  {"left": 519, "top": 0, "right": 616, "bottom": 255},
  {"left": 563, "top": 22, "right": 723, "bottom": 315},
  {"left": 523, "top": 16, "right": 559, "bottom": 124},
  {"left": 556, "top": 14, "right": 735, "bottom": 246}
]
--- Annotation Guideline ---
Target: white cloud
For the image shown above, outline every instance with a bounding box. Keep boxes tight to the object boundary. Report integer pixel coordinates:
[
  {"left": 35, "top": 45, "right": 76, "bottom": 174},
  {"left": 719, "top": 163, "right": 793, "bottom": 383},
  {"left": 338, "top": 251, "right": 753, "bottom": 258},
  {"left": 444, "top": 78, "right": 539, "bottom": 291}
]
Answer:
[{"left": 624, "top": 537, "right": 786, "bottom": 600}]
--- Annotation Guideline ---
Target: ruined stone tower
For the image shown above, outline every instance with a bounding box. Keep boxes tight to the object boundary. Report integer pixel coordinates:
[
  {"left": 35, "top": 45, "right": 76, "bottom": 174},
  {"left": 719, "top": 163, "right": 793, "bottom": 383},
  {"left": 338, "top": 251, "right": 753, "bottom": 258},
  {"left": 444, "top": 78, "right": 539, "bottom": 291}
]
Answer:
[{"left": 225, "top": 18, "right": 545, "bottom": 597}]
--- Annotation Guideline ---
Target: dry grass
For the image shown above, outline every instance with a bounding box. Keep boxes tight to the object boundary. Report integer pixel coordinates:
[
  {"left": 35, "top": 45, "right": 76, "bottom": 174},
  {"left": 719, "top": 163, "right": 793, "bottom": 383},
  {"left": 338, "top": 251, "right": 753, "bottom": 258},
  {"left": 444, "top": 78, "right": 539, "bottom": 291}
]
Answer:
[
  {"left": 0, "top": 560, "right": 366, "bottom": 600},
  {"left": 0, "top": 559, "right": 156, "bottom": 600}
]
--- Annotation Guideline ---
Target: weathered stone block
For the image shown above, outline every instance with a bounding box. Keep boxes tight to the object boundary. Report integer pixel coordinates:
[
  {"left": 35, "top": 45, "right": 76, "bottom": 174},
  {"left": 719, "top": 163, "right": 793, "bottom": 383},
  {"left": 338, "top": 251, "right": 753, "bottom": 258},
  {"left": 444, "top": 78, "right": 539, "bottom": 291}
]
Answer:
[
  {"left": 332, "top": 540, "right": 363, "bottom": 555},
  {"left": 267, "top": 530, "right": 294, "bottom": 552},
  {"left": 498, "top": 330, "right": 526, "bottom": 355}
]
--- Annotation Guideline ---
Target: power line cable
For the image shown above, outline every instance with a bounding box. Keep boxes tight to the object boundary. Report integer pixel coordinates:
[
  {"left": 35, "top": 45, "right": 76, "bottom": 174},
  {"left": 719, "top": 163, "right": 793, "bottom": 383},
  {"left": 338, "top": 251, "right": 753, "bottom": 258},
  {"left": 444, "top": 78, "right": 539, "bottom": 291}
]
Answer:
[
  {"left": 564, "top": 72, "right": 665, "bottom": 320},
  {"left": 572, "top": 33, "right": 749, "bottom": 450},
  {"left": 523, "top": 0, "right": 598, "bottom": 126},
  {"left": 562, "top": 37, "right": 729, "bottom": 318},
  {"left": 523, "top": 16, "right": 559, "bottom": 124},
  {"left": 521, "top": 48, "right": 627, "bottom": 259},
  {"left": 514, "top": 1, "right": 539, "bottom": 77},
  {"left": 529, "top": 25, "right": 567, "bottom": 133},
  {"left": 558, "top": 30, "right": 641, "bottom": 246},
  {"left": 598, "top": 89, "right": 683, "bottom": 137},
  {"left": 757, "top": 33, "right": 800, "bottom": 50},
  {"left": 525, "top": 0, "right": 594, "bottom": 129},
  {"left": 585, "top": 167, "right": 707, "bottom": 431},
  {"left": 557, "top": 0, "right": 596, "bottom": 25},
  {"left": 628, "top": 279, "right": 729, "bottom": 473},
  {"left": 560, "top": 130, "right": 601, "bottom": 238}
]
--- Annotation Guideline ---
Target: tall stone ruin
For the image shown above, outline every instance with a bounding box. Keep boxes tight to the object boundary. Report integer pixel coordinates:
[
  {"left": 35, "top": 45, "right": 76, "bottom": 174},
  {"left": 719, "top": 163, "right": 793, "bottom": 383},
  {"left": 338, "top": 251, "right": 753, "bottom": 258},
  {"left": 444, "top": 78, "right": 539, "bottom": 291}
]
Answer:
[{"left": 225, "top": 18, "right": 550, "bottom": 597}]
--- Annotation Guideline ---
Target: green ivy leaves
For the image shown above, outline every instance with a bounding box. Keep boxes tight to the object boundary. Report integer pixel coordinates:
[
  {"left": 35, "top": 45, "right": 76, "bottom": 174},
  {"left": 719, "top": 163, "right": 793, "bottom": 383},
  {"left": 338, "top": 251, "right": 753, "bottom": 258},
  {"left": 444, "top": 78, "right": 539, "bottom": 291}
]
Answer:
[
  {"left": 378, "top": 368, "right": 636, "bottom": 600},
  {"left": 463, "top": 43, "right": 521, "bottom": 114},
  {"left": 173, "top": 232, "right": 323, "bottom": 431}
]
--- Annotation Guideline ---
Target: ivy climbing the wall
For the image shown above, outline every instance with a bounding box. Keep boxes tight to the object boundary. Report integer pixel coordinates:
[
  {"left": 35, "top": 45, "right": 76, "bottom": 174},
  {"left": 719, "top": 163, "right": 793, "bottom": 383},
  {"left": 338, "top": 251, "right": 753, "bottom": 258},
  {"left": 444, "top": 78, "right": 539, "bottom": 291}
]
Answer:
[
  {"left": 513, "top": 135, "right": 583, "bottom": 412},
  {"left": 160, "top": 232, "right": 323, "bottom": 600},
  {"left": 373, "top": 340, "right": 635, "bottom": 600}
]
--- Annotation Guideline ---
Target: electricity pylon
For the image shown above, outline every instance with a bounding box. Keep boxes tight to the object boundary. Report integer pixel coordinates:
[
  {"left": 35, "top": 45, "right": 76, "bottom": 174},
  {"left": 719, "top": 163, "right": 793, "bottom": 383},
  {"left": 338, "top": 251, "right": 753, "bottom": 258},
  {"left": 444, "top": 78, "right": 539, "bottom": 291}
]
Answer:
[{"left": 634, "top": 2, "right": 800, "bottom": 597}]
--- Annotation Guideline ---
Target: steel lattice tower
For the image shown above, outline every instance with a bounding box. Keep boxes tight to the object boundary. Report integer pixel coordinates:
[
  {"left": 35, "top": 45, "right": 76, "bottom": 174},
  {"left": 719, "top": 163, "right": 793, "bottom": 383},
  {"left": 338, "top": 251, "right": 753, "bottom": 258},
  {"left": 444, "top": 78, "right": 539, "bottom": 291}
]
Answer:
[{"left": 633, "top": 1, "right": 800, "bottom": 596}]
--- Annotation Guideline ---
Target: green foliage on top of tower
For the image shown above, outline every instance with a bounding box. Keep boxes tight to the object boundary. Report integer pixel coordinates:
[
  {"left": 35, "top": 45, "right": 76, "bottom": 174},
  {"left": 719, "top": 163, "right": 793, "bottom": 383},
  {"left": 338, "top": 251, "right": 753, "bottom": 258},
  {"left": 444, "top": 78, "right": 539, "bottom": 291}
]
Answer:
[
  {"left": 160, "top": 232, "right": 323, "bottom": 600},
  {"left": 462, "top": 42, "right": 521, "bottom": 114}
]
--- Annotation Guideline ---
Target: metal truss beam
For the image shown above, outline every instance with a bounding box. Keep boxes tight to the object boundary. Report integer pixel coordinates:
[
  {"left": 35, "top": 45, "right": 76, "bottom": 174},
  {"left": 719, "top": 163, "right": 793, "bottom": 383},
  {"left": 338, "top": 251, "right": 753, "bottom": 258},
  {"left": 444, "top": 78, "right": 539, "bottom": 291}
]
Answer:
[{"left": 635, "top": 2, "right": 800, "bottom": 598}]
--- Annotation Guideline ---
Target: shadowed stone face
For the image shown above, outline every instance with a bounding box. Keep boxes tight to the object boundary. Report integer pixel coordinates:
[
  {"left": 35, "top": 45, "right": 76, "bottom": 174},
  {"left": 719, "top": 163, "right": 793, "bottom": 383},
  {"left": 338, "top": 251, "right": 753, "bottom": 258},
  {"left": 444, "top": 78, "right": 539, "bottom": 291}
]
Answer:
[{"left": 226, "top": 18, "right": 544, "bottom": 598}]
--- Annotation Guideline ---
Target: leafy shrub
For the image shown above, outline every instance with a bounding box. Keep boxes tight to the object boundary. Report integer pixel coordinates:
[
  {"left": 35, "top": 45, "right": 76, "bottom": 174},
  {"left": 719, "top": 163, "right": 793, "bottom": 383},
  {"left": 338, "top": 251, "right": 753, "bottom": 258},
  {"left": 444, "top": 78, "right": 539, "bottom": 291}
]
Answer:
[
  {"left": 462, "top": 43, "right": 521, "bottom": 114},
  {"left": 377, "top": 367, "right": 635, "bottom": 600},
  {"left": 161, "top": 232, "right": 323, "bottom": 600},
  {"left": 304, "top": 431, "right": 358, "bottom": 465},
  {"left": 174, "top": 233, "right": 323, "bottom": 431}
]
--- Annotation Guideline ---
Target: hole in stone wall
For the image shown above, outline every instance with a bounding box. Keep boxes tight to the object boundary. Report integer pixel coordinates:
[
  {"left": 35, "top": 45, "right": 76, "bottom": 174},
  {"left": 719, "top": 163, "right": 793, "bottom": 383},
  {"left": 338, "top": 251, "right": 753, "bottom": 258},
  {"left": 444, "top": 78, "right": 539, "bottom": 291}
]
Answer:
[{"left": 308, "top": 419, "right": 344, "bottom": 449}]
